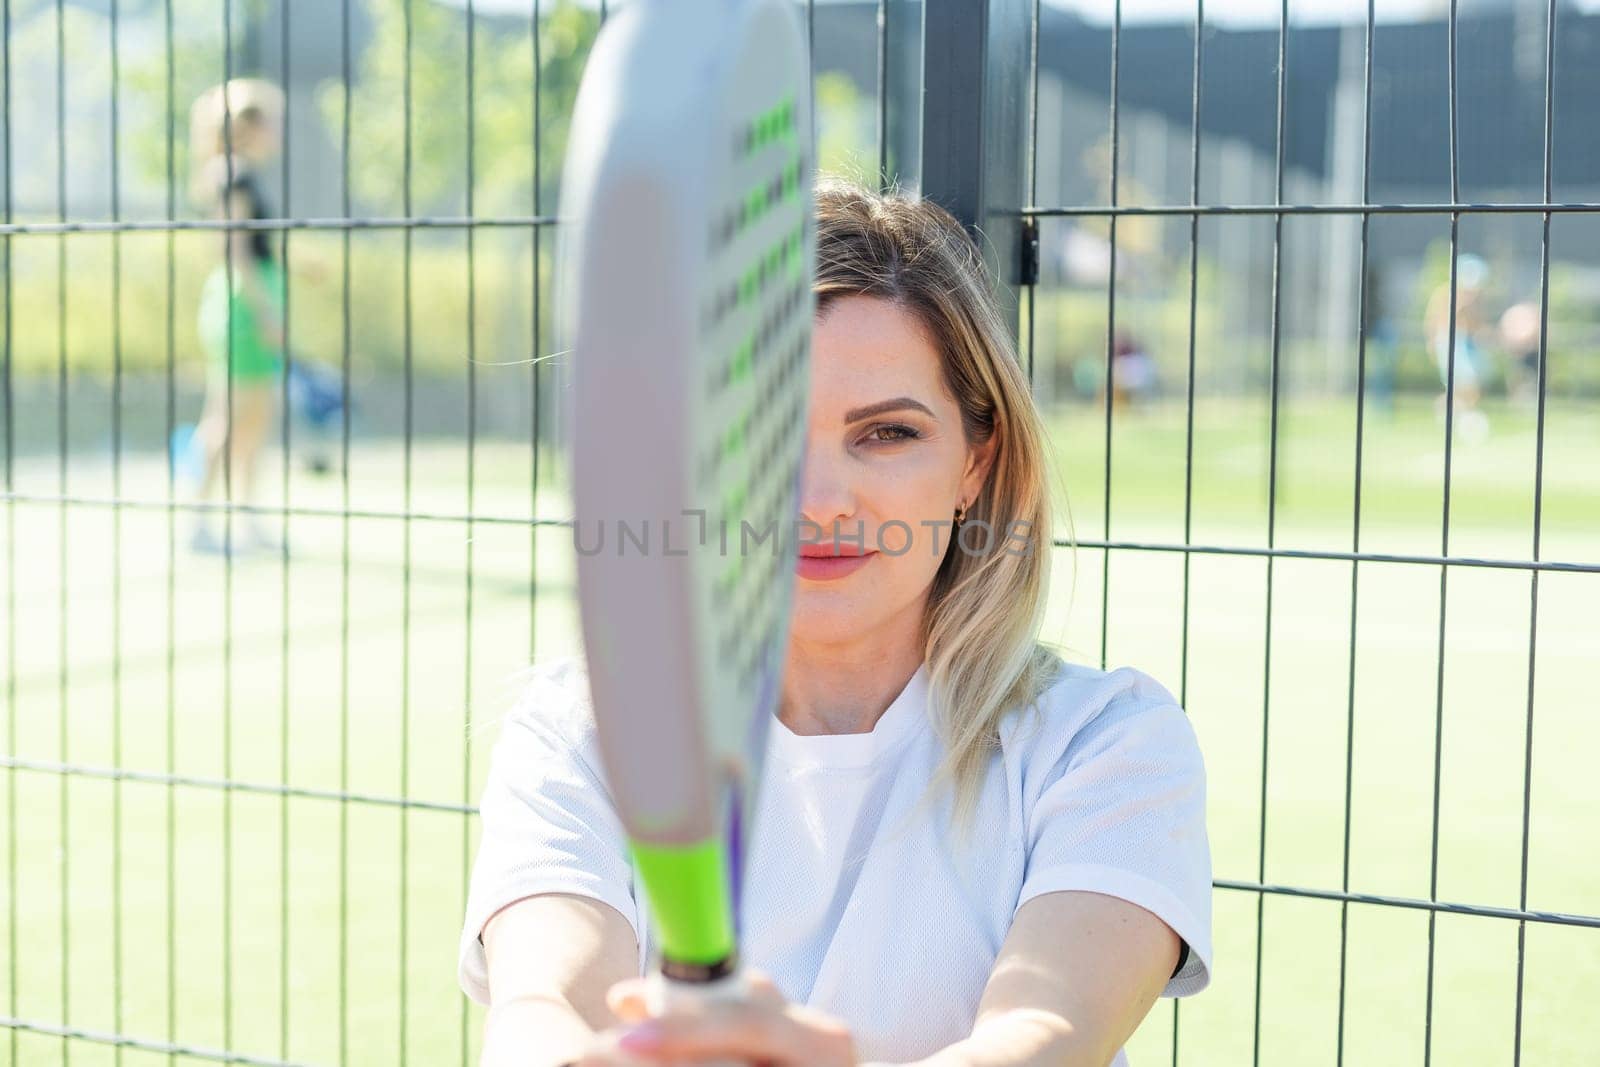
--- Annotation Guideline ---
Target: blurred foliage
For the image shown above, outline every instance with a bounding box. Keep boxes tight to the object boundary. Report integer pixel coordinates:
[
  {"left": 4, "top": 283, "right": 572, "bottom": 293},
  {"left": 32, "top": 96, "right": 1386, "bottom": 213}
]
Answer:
[
  {"left": 1037, "top": 240, "right": 1599, "bottom": 400},
  {"left": 7, "top": 3, "right": 118, "bottom": 212},
  {"left": 6, "top": 1, "right": 1593, "bottom": 401},
  {"left": 813, "top": 70, "right": 875, "bottom": 183},
  {"left": 1032, "top": 273, "right": 1220, "bottom": 402},
  {"left": 4, "top": 230, "right": 551, "bottom": 380},
  {"left": 113, "top": 0, "right": 595, "bottom": 218},
  {"left": 1072, "top": 133, "right": 1165, "bottom": 260},
  {"left": 118, "top": 0, "right": 277, "bottom": 214},
  {"left": 317, "top": 0, "right": 597, "bottom": 217},
  {"left": 7, "top": 0, "right": 590, "bottom": 379}
]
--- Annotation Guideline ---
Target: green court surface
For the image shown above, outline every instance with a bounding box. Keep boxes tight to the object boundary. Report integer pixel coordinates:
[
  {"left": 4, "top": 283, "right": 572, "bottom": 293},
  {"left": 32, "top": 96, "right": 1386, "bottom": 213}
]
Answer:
[{"left": 0, "top": 393, "right": 1595, "bottom": 1065}]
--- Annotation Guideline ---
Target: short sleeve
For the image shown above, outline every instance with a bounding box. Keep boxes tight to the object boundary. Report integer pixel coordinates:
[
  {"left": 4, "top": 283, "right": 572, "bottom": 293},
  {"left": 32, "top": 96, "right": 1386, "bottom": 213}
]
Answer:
[
  {"left": 457, "top": 657, "right": 645, "bottom": 1006},
  {"left": 1014, "top": 680, "right": 1213, "bottom": 998}
]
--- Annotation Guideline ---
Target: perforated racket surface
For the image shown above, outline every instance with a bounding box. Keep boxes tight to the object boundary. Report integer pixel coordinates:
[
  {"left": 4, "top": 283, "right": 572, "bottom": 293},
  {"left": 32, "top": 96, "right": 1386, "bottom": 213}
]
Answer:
[{"left": 559, "top": 0, "right": 814, "bottom": 985}]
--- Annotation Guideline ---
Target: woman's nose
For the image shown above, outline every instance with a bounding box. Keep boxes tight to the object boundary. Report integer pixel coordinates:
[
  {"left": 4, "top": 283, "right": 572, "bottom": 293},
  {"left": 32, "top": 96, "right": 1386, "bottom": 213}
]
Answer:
[{"left": 796, "top": 444, "right": 857, "bottom": 533}]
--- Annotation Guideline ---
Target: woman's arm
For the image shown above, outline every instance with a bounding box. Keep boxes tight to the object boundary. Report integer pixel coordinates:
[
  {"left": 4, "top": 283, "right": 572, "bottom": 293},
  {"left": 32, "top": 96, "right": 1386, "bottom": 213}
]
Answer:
[
  {"left": 583, "top": 890, "right": 1177, "bottom": 1067},
  {"left": 906, "top": 889, "right": 1179, "bottom": 1067},
  {"left": 480, "top": 892, "right": 639, "bottom": 1067}
]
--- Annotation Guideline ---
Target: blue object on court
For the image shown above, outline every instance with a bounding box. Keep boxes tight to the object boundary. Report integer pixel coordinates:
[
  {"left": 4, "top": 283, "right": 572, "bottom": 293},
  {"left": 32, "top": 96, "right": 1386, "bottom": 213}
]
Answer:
[
  {"left": 170, "top": 423, "right": 205, "bottom": 485},
  {"left": 287, "top": 358, "right": 345, "bottom": 426}
]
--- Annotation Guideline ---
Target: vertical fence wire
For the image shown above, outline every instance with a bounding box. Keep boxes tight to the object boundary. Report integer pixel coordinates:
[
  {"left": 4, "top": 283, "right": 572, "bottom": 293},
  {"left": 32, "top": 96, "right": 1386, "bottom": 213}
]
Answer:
[
  {"left": 400, "top": 1, "right": 415, "bottom": 1063},
  {"left": 162, "top": 0, "right": 177, "bottom": 1059},
  {"left": 1252, "top": 2, "right": 1291, "bottom": 1062},
  {"left": 876, "top": 0, "right": 888, "bottom": 191},
  {"left": 1025, "top": 0, "right": 1039, "bottom": 388},
  {"left": 1425, "top": 3, "right": 1465, "bottom": 1060},
  {"left": 54, "top": 1, "right": 69, "bottom": 1058},
  {"left": 806, "top": 0, "right": 815, "bottom": 156},
  {"left": 109, "top": 3, "right": 126, "bottom": 1062},
  {"left": 220, "top": 1, "right": 239, "bottom": 1051},
  {"left": 338, "top": 2, "right": 354, "bottom": 1063},
  {"left": 527, "top": 62, "right": 546, "bottom": 1067},
  {"left": 1512, "top": 3, "right": 1559, "bottom": 1063},
  {"left": 1336, "top": 3, "right": 1378, "bottom": 1063},
  {"left": 1173, "top": 1, "right": 1205, "bottom": 1061},
  {"left": 278, "top": 0, "right": 295, "bottom": 1057},
  {"left": 1097, "top": 1, "right": 1121, "bottom": 675},
  {"left": 461, "top": 2, "right": 480, "bottom": 1064},
  {"left": 1, "top": 2, "right": 11, "bottom": 1061},
  {"left": 527, "top": 0, "right": 541, "bottom": 746}
]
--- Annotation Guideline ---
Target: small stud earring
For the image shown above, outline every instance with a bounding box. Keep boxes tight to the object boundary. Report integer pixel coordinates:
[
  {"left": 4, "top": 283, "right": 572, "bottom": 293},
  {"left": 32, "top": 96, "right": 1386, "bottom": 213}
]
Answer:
[{"left": 954, "top": 501, "right": 967, "bottom": 527}]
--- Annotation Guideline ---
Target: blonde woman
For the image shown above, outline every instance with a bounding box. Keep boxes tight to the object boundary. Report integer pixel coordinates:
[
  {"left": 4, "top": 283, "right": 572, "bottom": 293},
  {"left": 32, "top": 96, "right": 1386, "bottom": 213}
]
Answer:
[
  {"left": 460, "top": 177, "right": 1213, "bottom": 1067},
  {"left": 188, "top": 79, "right": 287, "bottom": 553}
]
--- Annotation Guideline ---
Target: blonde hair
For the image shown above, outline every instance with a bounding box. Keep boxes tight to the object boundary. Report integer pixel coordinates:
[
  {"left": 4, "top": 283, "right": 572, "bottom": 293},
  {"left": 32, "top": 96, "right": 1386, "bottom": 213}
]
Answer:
[
  {"left": 812, "top": 175, "right": 1066, "bottom": 843},
  {"left": 188, "top": 78, "right": 284, "bottom": 206}
]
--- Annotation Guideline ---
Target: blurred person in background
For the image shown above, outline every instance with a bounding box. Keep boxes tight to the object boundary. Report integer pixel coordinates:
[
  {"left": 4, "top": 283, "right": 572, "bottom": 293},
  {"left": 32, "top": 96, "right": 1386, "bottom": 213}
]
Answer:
[
  {"left": 187, "top": 78, "right": 288, "bottom": 555},
  {"left": 1108, "top": 330, "right": 1157, "bottom": 411},
  {"left": 1362, "top": 264, "right": 1397, "bottom": 416},
  {"left": 1073, "top": 331, "right": 1158, "bottom": 413},
  {"left": 1498, "top": 300, "right": 1543, "bottom": 410},
  {"left": 1423, "top": 253, "right": 1493, "bottom": 442}
]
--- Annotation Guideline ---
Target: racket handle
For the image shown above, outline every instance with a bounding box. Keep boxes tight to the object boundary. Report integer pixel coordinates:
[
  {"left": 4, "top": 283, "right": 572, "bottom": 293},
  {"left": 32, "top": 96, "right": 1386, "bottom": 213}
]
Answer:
[
  {"left": 607, "top": 968, "right": 750, "bottom": 1067},
  {"left": 645, "top": 965, "right": 749, "bottom": 1012}
]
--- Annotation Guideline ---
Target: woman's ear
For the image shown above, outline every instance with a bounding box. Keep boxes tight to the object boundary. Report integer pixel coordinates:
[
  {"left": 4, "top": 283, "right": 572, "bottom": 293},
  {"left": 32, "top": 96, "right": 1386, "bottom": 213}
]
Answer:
[{"left": 960, "top": 434, "right": 997, "bottom": 511}]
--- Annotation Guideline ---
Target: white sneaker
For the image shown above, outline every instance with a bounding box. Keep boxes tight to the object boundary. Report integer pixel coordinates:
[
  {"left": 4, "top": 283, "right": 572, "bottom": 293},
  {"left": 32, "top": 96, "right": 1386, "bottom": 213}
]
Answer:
[
  {"left": 243, "top": 521, "right": 288, "bottom": 555},
  {"left": 189, "top": 523, "right": 233, "bottom": 557},
  {"left": 1459, "top": 409, "right": 1490, "bottom": 442}
]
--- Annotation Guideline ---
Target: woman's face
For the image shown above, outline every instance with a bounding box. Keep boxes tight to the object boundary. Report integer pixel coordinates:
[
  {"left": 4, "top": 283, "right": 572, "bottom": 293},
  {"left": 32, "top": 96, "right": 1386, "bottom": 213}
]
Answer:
[
  {"left": 789, "top": 294, "right": 993, "bottom": 645},
  {"left": 231, "top": 113, "right": 281, "bottom": 165}
]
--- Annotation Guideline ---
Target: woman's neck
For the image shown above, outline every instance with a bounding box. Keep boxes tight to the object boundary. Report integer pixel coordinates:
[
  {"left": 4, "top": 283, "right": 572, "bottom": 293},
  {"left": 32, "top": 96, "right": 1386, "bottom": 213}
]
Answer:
[{"left": 778, "top": 628, "right": 925, "bottom": 737}]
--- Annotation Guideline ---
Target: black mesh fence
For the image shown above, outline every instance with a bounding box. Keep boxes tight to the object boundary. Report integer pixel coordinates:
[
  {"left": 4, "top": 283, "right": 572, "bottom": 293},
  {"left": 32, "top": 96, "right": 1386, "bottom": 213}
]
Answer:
[{"left": 2, "top": 1, "right": 1596, "bottom": 1064}]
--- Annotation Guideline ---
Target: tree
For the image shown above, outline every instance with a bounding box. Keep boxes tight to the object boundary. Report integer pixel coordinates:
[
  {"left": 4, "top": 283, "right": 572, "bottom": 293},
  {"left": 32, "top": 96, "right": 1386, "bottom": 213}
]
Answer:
[{"left": 316, "top": 0, "right": 599, "bottom": 219}]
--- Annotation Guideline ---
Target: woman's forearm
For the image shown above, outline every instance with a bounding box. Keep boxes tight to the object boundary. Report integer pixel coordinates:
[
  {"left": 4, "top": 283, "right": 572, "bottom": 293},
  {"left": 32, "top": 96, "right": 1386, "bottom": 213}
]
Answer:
[
  {"left": 881, "top": 1008, "right": 1113, "bottom": 1067},
  {"left": 481, "top": 992, "right": 596, "bottom": 1067}
]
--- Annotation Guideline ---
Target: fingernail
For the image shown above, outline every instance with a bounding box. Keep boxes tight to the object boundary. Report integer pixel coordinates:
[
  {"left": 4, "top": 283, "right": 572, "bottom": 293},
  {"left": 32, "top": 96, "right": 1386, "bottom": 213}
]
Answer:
[{"left": 618, "top": 1022, "right": 665, "bottom": 1052}]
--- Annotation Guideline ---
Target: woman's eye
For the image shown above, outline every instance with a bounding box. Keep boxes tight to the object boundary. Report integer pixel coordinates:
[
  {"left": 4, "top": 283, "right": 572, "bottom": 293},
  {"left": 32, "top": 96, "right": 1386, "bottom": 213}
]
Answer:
[{"left": 867, "top": 423, "right": 921, "bottom": 443}]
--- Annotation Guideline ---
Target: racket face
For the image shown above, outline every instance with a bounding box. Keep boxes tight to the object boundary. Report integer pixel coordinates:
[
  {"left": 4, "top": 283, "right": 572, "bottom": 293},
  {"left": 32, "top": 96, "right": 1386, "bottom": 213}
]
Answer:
[{"left": 560, "top": 0, "right": 814, "bottom": 964}]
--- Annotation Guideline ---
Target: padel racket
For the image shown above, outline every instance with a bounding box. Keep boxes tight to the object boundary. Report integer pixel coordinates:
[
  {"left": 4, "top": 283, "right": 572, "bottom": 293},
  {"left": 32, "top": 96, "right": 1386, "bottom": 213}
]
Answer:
[{"left": 557, "top": 0, "right": 815, "bottom": 1039}]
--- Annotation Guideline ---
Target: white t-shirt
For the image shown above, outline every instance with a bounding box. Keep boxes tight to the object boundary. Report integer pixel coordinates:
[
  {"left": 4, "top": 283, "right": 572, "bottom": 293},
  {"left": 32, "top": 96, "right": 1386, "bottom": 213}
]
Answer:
[{"left": 459, "top": 653, "right": 1213, "bottom": 1065}]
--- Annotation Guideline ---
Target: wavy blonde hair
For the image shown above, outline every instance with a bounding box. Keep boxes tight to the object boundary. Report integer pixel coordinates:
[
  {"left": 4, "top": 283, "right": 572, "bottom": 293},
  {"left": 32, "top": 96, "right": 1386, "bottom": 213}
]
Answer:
[
  {"left": 188, "top": 78, "right": 284, "bottom": 207},
  {"left": 813, "top": 175, "right": 1067, "bottom": 843}
]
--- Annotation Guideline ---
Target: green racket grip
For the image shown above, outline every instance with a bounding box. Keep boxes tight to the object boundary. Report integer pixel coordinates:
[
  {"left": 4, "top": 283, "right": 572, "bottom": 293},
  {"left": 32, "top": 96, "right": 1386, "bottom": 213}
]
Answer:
[{"left": 628, "top": 837, "right": 736, "bottom": 967}]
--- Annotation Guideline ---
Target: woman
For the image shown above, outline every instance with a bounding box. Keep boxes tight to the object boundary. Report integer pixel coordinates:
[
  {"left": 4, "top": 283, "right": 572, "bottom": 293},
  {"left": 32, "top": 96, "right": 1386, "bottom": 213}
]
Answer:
[
  {"left": 1422, "top": 253, "right": 1493, "bottom": 441},
  {"left": 459, "top": 178, "right": 1213, "bottom": 1066},
  {"left": 189, "top": 80, "right": 287, "bottom": 553}
]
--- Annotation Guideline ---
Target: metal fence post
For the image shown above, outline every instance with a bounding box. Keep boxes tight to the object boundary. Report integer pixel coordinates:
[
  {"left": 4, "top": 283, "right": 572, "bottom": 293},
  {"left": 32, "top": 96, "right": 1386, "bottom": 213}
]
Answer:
[{"left": 920, "top": 0, "right": 1032, "bottom": 343}]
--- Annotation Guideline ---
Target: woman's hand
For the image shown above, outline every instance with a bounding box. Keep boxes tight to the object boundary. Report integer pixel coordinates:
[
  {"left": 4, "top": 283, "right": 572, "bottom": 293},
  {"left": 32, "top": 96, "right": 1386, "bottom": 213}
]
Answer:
[{"left": 573, "top": 969, "right": 858, "bottom": 1066}]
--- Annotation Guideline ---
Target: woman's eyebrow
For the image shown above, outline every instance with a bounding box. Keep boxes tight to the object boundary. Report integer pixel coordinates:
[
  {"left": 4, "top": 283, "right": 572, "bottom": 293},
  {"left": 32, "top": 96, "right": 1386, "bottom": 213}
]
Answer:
[{"left": 843, "top": 397, "right": 936, "bottom": 423}]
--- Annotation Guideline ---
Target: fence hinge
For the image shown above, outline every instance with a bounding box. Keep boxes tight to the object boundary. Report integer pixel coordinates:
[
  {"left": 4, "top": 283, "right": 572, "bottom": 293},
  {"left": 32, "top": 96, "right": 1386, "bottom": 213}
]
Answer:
[{"left": 1019, "top": 215, "right": 1040, "bottom": 288}]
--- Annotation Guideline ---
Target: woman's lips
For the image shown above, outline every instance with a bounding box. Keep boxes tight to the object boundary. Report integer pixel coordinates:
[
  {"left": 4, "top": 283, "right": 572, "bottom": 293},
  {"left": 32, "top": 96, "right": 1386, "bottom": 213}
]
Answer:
[{"left": 795, "top": 551, "right": 876, "bottom": 582}]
